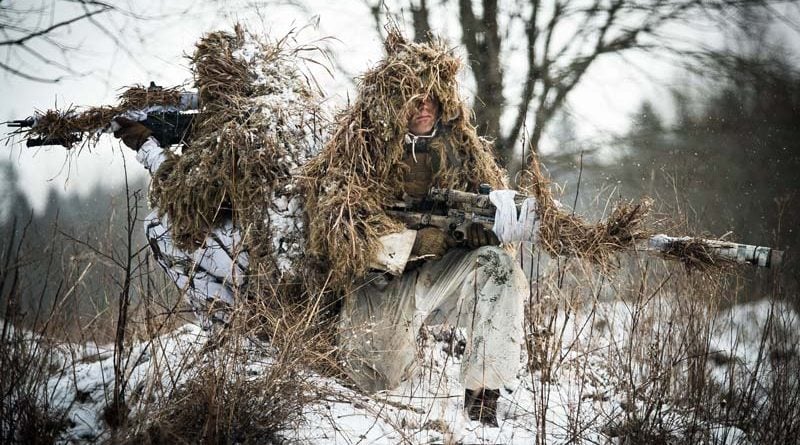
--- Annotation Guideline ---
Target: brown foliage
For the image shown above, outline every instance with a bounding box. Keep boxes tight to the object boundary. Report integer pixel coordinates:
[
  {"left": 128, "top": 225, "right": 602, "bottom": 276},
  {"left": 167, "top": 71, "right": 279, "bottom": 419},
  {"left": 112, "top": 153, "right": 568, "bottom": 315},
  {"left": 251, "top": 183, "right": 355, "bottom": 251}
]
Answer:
[{"left": 303, "top": 29, "right": 506, "bottom": 291}]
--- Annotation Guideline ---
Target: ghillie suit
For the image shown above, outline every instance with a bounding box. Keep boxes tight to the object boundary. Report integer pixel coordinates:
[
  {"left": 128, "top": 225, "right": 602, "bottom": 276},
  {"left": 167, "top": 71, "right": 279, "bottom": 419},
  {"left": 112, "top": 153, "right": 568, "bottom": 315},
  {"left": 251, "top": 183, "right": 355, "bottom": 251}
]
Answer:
[
  {"left": 519, "top": 155, "right": 653, "bottom": 270},
  {"left": 148, "top": 25, "right": 326, "bottom": 296},
  {"left": 304, "top": 31, "right": 506, "bottom": 292}
]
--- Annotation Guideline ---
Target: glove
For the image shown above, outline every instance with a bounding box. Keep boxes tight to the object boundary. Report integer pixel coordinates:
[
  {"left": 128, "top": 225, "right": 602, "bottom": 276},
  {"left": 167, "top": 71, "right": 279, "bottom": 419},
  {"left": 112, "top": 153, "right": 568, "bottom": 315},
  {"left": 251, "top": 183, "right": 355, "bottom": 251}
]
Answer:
[
  {"left": 411, "top": 227, "right": 448, "bottom": 259},
  {"left": 113, "top": 117, "right": 152, "bottom": 150},
  {"left": 465, "top": 223, "right": 499, "bottom": 249}
]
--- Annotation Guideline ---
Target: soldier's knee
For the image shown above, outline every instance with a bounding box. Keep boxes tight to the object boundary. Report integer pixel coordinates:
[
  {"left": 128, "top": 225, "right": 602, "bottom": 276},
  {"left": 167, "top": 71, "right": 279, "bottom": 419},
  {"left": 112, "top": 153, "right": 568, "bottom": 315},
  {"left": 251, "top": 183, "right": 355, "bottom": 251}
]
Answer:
[
  {"left": 473, "top": 246, "right": 520, "bottom": 287},
  {"left": 475, "top": 246, "right": 515, "bottom": 268}
]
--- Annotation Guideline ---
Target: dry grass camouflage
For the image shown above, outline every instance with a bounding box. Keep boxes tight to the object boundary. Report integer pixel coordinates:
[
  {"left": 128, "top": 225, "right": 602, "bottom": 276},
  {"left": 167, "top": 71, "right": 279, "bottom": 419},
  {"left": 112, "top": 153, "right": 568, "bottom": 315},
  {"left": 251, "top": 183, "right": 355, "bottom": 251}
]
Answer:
[
  {"left": 13, "top": 86, "right": 183, "bottom": 148},
  {"left": 303, "top": 29, "right": 506, "bottom": 292},
  {"left": 10, "top": 24, "right": 731, "bottom": 326}
]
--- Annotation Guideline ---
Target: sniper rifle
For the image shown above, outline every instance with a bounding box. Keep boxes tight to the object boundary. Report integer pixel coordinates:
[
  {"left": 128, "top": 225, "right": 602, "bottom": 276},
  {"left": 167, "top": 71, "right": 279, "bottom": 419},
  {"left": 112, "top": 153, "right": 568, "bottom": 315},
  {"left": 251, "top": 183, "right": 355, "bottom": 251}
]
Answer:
[
  {"left": 5, "top": 82, "right": 198, "bottom": 148},
  {"left": 386, "top": 186, "right": 784, "bottom": 269}
]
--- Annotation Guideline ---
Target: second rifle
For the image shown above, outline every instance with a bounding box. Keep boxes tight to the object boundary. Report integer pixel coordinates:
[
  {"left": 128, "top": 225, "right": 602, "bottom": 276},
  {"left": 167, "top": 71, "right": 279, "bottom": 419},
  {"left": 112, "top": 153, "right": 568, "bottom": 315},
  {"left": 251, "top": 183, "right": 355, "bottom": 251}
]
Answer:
[{"left": 386, "top": 187, "right": 783, "bottom": 269}]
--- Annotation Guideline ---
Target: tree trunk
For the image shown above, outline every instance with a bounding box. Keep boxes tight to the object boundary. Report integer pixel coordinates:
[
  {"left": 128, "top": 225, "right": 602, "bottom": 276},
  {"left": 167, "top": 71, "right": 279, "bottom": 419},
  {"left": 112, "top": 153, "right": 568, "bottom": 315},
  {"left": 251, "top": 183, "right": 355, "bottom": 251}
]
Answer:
[
  {"left": 458, "top": 0, "right": 505, "bottom": 157},
  {"left": 410, "top": 0, "right": 431, "bottom": 42}
]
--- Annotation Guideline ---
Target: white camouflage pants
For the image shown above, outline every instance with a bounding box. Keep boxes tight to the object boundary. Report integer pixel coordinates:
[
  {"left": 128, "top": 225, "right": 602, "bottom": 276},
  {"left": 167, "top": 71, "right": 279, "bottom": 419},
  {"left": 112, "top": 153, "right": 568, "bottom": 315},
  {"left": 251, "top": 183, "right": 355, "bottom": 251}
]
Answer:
[
  {"left": 338, "top": 246, "right": 528, "bottom": 393},
  {"left": 144, "top": 210, "right": 249, "bottom": 329}
]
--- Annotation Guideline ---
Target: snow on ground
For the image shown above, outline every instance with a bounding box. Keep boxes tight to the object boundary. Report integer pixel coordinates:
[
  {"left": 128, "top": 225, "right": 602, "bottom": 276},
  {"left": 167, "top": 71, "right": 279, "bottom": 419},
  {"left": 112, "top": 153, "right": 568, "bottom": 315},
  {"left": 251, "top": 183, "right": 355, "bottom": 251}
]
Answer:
[
  {"left": 27, "top": 298, "right": 797, "bottom": 444},
  {"left": 711, "top": 299, "right": 800, "bottom": 368},
  {"left": 40, "top": 324, "right": 210, "bottom": 442}
]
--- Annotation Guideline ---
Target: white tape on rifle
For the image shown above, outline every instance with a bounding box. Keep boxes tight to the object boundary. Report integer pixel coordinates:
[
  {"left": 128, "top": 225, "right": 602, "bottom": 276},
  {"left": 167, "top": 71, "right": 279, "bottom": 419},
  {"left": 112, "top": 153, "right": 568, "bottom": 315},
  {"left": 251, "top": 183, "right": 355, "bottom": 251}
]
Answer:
[{"left": 489, "top": 190, "right": 539, "bottom": 244}]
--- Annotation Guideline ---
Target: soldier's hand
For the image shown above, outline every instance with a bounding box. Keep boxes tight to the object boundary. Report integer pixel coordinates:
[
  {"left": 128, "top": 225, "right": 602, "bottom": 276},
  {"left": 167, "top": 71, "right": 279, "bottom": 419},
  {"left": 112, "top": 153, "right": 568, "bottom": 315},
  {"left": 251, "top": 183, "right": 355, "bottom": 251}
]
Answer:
[
  {"left": 465, "top": 223, "right": 499, "bottom": 249},
  {"left": 412, "top": 227, "right": 448, "bottom": 259},
  {"left": 113, "top": 117, "right": 152, "bottom": 151}
]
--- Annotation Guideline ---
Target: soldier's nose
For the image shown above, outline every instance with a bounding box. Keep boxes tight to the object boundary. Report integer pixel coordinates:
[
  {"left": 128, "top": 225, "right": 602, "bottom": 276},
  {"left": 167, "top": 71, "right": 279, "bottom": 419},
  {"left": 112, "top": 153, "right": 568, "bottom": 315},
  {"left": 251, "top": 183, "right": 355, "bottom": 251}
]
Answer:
[{"left": 420, "top": 97, "right": 434, "bottom": 113}]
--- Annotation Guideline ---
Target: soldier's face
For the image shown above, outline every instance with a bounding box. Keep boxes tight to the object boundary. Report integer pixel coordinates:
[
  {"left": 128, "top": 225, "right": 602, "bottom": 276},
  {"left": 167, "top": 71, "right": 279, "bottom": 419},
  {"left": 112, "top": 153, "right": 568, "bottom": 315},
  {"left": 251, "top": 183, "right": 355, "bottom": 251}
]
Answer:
[{"left": 408, "top": 96, "right": 439, "bottom": 136}]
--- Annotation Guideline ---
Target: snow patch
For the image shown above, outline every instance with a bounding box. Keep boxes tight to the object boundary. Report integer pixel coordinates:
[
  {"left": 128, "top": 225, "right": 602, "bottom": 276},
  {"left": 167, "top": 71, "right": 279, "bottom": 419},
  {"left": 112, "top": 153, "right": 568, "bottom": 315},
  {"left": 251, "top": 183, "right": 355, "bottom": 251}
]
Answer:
[{"left": 15, "top": 298, "right": 795, "bottom": 443}]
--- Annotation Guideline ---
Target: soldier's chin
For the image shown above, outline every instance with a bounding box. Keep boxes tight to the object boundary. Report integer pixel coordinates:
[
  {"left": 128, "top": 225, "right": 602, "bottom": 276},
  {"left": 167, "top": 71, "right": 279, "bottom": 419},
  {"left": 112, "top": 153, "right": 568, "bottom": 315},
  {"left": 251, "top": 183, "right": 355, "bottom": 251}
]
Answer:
[{"left": 412, "top": 121, "right": 433, "bottom": 134}]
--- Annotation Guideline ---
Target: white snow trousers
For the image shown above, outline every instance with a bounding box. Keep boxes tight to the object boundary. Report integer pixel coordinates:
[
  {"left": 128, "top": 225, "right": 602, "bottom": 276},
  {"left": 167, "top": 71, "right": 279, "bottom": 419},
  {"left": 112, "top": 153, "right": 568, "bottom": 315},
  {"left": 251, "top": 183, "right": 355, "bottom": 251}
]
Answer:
[
  {"left": 338, "top": 246, "right": 528, "bottom": 393},
  {"left": 136, "top": 137, "right": 248, "bottom": 329},
  {"left": 144, "top": 210, "right": 248, "bottom": 329}
]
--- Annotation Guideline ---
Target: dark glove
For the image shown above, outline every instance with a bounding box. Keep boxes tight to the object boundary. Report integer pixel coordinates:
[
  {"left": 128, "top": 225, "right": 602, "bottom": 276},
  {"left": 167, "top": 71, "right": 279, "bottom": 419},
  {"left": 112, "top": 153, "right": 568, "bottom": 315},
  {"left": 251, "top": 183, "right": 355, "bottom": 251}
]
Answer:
[
  {"left": 412, "top": 227, "right": 448, "bottom": 259},
  {"left": 465, "top": 223, "right": 499, "bottom": 249},
  {"left": 113, "top": 117, "right": 152, "bottom": 151}
]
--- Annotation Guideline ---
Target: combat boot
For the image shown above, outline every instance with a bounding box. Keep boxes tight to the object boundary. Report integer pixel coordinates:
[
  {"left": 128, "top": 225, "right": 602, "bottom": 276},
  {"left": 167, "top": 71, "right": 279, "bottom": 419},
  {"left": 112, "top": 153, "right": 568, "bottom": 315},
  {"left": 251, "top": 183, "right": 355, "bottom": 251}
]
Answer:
[{"left": 464, "top": 388, "right": 500, "bottom": 427}]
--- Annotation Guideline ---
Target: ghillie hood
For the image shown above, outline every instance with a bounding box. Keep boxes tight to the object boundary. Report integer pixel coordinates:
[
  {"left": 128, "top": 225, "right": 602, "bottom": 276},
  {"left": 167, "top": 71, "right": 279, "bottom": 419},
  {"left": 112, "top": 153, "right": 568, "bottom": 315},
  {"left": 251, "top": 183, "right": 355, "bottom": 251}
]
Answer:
[{"left": 304, "top": 31, "right": 506, "bottom": 292}]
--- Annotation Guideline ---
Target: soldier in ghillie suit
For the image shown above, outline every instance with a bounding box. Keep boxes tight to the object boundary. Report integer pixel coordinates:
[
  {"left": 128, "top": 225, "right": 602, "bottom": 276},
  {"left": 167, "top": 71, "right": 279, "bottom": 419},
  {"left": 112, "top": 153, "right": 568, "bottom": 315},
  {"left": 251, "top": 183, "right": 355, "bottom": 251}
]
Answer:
[
  {"left": 304, "top": 32, "right": 528, "bottom": 426},
  {"left": 113, "top": 26, "right": 325, "bottom": 329}
]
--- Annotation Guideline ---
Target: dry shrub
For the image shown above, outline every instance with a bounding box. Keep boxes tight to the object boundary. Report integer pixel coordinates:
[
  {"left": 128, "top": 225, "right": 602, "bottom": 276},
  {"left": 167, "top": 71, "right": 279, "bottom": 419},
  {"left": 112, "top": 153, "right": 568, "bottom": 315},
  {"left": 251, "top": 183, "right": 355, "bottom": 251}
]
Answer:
[
  {"left": 1, "top": 226, "right": 71, "bottom": 444},
  {"left": 0, "top": 329, "right": 70, "bottom": 445},
  {"left": 121, "top": 295, "right": 338, "bottom": 445},
  {"left": 304, "top": 29, "right": 506, "bottom": 291},
  {"left": 125, "top": 352, "right": 304, "bottom": 445}
]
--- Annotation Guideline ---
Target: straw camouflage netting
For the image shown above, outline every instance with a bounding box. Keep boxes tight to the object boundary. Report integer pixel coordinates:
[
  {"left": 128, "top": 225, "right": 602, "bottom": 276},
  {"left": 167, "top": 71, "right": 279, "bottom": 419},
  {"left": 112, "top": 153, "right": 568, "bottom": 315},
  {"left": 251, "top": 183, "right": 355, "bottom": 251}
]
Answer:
[
  {"left": 11, "top": 86, "right": 184, "bottom": 149},
  {"left": 148, "top": 25, "right": 326, "bottom": 291},
  {"left": 303, "top": 31, "right": 507, "bottom": 292}
]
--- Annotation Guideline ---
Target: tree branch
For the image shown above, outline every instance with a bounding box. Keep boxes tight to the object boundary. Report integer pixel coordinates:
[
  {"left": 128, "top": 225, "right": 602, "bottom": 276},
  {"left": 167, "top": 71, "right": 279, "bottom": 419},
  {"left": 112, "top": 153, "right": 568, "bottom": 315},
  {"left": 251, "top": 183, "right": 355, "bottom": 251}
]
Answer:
[
  {"left": 0, "top": 6, "right": 111, "bottom": 47},
  {"left": 0, "top": 58, "right": 64, "bottom": 82},
  {"left": 504, "top": 0, "right": 540, "bottom": 153}
]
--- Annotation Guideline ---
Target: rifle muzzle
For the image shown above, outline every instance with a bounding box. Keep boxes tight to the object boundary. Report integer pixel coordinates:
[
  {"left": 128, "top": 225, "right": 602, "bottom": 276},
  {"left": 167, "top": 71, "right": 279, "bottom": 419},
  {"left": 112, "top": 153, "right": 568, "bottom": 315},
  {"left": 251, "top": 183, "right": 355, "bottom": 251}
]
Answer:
[{"left": 7, "top": 118, "right": 36, "bottom": 128}]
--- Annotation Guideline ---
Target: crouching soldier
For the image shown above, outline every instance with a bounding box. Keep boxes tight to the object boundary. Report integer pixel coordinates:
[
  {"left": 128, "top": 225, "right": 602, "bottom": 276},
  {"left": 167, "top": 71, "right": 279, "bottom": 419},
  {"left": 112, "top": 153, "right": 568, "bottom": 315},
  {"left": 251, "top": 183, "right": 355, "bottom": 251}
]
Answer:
[
  {"left": 305, "top": 32, "right": 529, "bottom": 427},
  {"left": 109, "top": 27, "right": 321, "bottom": 332},
  {"left": 113, "top": 118, "right": 248, "bottom": 330}
]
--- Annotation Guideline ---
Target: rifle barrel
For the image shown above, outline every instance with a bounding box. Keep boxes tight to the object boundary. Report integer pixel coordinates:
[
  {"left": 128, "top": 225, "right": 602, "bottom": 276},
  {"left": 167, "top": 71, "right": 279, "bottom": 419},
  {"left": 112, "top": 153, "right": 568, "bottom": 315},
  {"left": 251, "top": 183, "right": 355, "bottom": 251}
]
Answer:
[
  {"left": 7, "top": 118, "right": 35, "bottom": 128},
  {"left": 646, "top": 234, "right": 783, "bottom": 268}
]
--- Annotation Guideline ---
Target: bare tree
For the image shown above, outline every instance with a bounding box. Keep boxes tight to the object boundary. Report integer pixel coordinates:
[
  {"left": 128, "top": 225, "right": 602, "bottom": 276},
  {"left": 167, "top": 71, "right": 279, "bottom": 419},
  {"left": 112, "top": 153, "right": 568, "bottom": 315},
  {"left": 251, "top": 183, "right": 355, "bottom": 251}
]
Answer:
[
  {"left": 365, "top": 0, "right": 798, "bottom": 174},
  {"left": 0, "top": 0, "right": 117, "bottom": 82}
]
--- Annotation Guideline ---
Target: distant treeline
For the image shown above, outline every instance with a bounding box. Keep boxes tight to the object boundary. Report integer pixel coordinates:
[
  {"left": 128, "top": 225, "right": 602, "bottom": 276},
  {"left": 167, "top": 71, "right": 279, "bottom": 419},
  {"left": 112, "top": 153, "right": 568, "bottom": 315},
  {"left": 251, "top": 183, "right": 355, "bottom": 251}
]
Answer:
[
  {"left": 0, "top": 169, "right": 157, "bottom": 333},
  {"left": 548, "top": 48, "right": 799, "bottom": 299}
]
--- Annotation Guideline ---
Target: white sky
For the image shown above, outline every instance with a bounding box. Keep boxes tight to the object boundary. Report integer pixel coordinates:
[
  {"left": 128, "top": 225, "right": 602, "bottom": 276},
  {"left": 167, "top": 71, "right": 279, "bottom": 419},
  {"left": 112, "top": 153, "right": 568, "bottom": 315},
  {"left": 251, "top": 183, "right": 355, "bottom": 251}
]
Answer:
[{"left": 2, "top": 0, "right": 796, "bottom": 212}]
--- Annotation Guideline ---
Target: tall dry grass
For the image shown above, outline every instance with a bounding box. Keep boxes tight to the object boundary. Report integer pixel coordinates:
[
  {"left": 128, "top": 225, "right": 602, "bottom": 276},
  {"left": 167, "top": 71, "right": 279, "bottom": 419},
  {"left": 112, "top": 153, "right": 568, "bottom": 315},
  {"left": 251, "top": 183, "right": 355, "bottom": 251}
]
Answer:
[
  {"left": 1, "top": 170, "right": 796, "bottom": 445},
  {"left": 521, "top": 179, "right": 798, "bottom": 444},
  {"left": 1, "top": 183, "right": 340, "bottom": 444}
]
